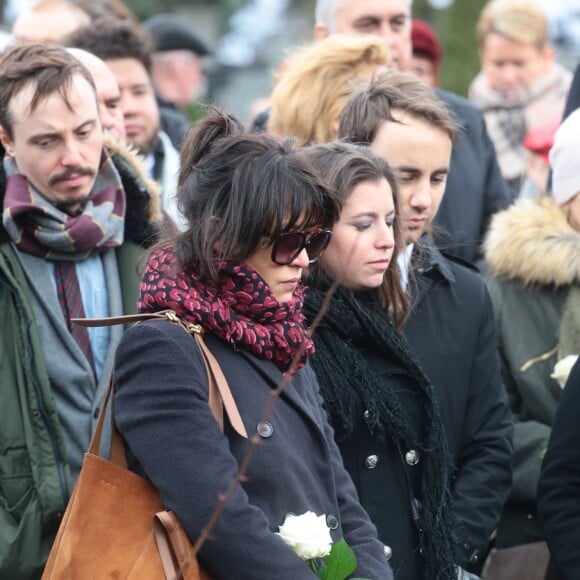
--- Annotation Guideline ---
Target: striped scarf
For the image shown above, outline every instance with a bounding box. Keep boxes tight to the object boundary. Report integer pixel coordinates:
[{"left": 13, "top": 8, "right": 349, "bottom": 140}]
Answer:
[{"left": 2, "top": 147, "right": 125, "bottom": 260}]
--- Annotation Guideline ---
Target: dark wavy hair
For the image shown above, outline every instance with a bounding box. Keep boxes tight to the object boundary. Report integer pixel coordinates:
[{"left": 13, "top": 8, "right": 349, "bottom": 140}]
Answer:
[
  {"left": 65, "top": 18, "right": 153, "bottom": 72},
  {"left": 168, "top": 106, "right": 340, "bottom": 281},
  {"left": 303, "top": 141, "right": 410, "bottom": 329}
]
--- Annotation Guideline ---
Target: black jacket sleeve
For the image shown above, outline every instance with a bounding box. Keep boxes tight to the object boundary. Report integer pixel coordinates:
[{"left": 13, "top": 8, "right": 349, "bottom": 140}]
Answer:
[
  {"left": 562, "top": 63, "right": 580, "bottom": 120},
  {"left": 537, "top": 359, "right": 580, "bottom": 579},
  {"left": 433, "top": 90, "right": 512, "bottom": 268},
  {"left": 451, "top": 282, "right": 513, "bottom": 571}
]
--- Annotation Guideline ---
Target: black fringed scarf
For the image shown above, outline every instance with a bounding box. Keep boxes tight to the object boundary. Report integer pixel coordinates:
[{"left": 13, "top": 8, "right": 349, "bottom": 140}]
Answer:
[{"left": 304, "top": 283, "right": 457, "bottom": 580}]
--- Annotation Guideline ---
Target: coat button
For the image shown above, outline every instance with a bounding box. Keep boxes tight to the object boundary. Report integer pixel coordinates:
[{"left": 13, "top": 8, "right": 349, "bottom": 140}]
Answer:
[
  {"left": 384, "top": 545, "right": 392, "bottom": 560},
  {"left": 405, "top": 449, "right": 420, "bottom": 465},
  {"left": 365, "top": 455, "right": 379, "bottom": 469},
  {"left": 257, "top": 421, "right": 273, "bottom": 438},
  {"left": 326, "top": 514, "right": 339, "bottom": 530},
  {"left": 363, "top": 409, "right": 371, "bottom": 422}
]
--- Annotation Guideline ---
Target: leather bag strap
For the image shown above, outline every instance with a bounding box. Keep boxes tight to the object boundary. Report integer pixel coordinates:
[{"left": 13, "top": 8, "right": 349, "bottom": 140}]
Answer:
[
  {"left": 153, "top": 511, "right": 191, "bottom": 578},
  {"left": 85, "top": 310, "right": 248, "bottom": 466}
]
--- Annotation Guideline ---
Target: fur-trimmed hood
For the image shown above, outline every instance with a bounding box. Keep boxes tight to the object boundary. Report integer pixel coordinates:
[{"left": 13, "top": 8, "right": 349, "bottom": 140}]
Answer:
[
  {"left": 484, "top": 196, "right": 580, "bottom": 286},
  {"left": 104, "top": 134, "right": 162, "bottom": 223},
  {"left": 0, "top": 135, "right": 163, "bottom": 248}
]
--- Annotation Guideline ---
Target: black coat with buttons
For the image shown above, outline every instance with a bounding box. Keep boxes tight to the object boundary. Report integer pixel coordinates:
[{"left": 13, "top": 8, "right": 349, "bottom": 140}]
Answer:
[
  {"left": 335, "top": 352, "right": 430, "bottom": 580},
  {"left": 305, "top": 284, "right": 456, "bottom": 580},
  {"left": 113, "top": 320, "right": 393, "bottom": 580},
  {"left": 403, "top": 238, "right": 513, "bottom": 572}
]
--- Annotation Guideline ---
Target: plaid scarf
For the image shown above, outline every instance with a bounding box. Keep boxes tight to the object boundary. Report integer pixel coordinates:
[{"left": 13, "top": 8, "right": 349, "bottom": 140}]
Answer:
[
  {"left": 139, "top": 247, "right": 314, "bottom": 372},
  {"left": 469, "top": 64, "right": 571, "bottom": 182},
  {"left": 2, "top": 148, "right": 125, "bottom": 260}
]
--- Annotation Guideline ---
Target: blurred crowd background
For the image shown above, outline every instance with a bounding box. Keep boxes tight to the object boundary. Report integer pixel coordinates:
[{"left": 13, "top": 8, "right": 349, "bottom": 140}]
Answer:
[{"left": 3, "top": 0, "right": 580, "bottom": 123}]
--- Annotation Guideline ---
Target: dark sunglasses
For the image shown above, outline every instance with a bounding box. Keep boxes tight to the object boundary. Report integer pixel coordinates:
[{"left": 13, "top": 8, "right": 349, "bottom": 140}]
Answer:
[{"left": 271, "top": 230, "right": 332, "bottom": 266}]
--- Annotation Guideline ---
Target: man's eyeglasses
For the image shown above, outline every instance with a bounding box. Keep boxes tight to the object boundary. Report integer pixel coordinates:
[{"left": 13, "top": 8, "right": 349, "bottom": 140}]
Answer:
[{"left": 271, "top": 231, "right": 332, "bottom": 266}]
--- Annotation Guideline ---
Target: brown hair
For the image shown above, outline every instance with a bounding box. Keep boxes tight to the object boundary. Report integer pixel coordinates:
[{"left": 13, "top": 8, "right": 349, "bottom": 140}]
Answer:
[
  {"left": 338, "top": 68, "right": 459, "bottom": 146},
  {"left": 0, "top": 43, "right": 96, "bottom": 139},
  {"left": 268, "top": 34, "right": 389, "bottom": 146},
  {"left": 304, "top": 141, "right": 410, "bottom": 329},
  {"left": 77, "top": 0, "right": 138, "bottom": 24}
]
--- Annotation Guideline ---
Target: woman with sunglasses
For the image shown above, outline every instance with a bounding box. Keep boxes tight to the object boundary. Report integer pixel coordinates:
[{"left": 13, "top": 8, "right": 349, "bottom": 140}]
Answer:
[
  {"left": 303, "top": 143, "right": 456, "bottom": 580},
  {"left": 112, "top": 109, "right": 393, "bottom": 579}
]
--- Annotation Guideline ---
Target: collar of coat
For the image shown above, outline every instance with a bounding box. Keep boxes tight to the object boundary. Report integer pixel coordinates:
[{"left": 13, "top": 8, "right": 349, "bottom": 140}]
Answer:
[
  {"left": 484, "top": 196, "right": 580, "bottom": 286},
  {"left": 104, "top": 134, "right": 162, "bottom": 222},
  {"left": 0, "top": 135, "right": 163, "bottom": 246},
  {"left": 412, "top": 234, "right": 456, "bottom": 283}
]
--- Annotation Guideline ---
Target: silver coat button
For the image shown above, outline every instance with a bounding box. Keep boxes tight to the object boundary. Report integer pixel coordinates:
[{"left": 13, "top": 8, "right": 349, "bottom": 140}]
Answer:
[
  {"left": 405, "top": 449, "right": 420, "bottom": 465},
  {"left": 384, "top": 545, "right": 392, "bottom": 560},
  {"left": 365, "top": 454, "right": 379, "bottom": 469},
  {"left": 326, "top": 513, "right": 339, "bottom": 530},
  {"left": 257, "top": 421, "right": 273, "bottom": 438},
  {"left": 363, "top": 409, "right": 371, "bottom": 422}
]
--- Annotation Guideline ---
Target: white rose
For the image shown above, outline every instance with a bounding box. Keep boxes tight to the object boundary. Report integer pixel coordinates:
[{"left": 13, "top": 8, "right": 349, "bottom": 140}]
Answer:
[
  {"left": 551, "top": 355, "right": 579, "bottom": 389},
  {"left": 276, "top": 511, "right": 333, "bottom": 560}
]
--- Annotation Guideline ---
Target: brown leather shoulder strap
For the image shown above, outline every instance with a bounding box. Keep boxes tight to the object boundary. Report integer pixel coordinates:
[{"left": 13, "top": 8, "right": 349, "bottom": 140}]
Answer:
[{"left": 87, "top": 311, "right": 248, "bottom": 466}]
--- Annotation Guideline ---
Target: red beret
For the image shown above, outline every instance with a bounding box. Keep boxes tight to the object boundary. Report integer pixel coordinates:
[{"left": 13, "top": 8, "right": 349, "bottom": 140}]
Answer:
[{"left": 411, "top": 19, "right": 443, "bottom": 69}]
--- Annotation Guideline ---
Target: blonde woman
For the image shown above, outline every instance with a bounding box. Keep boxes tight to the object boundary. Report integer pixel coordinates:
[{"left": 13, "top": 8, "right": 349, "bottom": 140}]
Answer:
[
  {"left": 469, "top": 0, "right": 571, "bottom": 189},
  {"left": 268, "top": 34, "right": 388, "bottom": 145}
]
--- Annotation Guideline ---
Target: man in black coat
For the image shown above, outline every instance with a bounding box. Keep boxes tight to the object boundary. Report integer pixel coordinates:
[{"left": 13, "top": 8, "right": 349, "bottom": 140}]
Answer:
[
  {"left": 339, "top": 69, "right": 513, "bottom": 577},
  {"left": 314, "top": 0, "right": 513, "bottom": 268}
]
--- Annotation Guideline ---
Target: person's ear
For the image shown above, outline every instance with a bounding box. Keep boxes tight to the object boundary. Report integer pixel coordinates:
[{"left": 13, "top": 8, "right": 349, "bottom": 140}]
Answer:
[
  {"left": 330, "top": 116, "right": 340, "bottom": 140},
  {"left": 542, "top": 44, "right": 555, "bottom": 63},
  {"left": 0, "top": 125, "right": 15, "bottom": 156},
  {"left": 313, "top": 23, "right": 330, "bottom": 41}
]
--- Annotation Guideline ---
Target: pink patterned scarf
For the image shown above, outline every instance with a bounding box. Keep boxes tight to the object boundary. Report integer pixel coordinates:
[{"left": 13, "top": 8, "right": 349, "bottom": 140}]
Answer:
[{"left": 139, "top": 247, "right": 315, "bottom": 372}]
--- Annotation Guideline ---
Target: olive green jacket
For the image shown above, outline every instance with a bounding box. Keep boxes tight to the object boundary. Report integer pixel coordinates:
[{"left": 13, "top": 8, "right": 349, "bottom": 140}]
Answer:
[
  {"left": 0, "top": 140, "right": 162, "bottom": 579},
  {"left": 484, "top": 197, "right": 580, "bottom": 546}
]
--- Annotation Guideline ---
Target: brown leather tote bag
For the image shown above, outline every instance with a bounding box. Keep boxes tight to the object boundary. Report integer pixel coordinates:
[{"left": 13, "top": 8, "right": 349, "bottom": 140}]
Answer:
[{"left": 42, "top": 311, "right": 247, "bottom": 580}]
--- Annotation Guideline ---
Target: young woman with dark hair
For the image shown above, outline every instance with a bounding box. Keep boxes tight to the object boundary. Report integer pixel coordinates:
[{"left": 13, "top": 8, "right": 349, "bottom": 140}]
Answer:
[
  {"left": 303, "top": 142, "right": 456, "bottom": 580},
  {"left": 112, "top": 110, "right": 393, "bottom": 579}
]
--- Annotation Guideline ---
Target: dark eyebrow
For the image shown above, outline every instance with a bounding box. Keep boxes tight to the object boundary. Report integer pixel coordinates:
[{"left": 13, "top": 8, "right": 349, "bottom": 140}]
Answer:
[
  {"left": 72, "top": 119, "right": 98, "bottom": 135},
  {"left": 27, "top": 131, "right": 59, "bottom": 144},
  {"left": 349, "top": 211, "right": 376, "bottom": 219}
]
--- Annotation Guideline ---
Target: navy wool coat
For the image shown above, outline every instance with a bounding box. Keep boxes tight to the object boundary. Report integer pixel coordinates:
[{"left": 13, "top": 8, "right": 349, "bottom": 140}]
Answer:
[
  {"left": 113, "top": 320, "right": 392, "bottom": 579},
  {"left": 403, "top": 239, "right": 513, "bottom": 572}
]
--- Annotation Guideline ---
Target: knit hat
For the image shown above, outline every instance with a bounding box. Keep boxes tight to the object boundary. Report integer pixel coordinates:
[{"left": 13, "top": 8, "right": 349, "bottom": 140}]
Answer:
[
  {"left": 411, "top": 20, "right": 443, "bottom": 72},
  {"left": 550, "top": 109, "right": 580, "bottom": 206}
]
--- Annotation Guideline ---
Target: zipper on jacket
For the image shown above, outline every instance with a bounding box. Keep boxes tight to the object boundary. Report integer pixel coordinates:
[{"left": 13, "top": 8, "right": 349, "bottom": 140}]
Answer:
[{"left": 3, "top": 276, "right": 70, "bottom": 507}]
